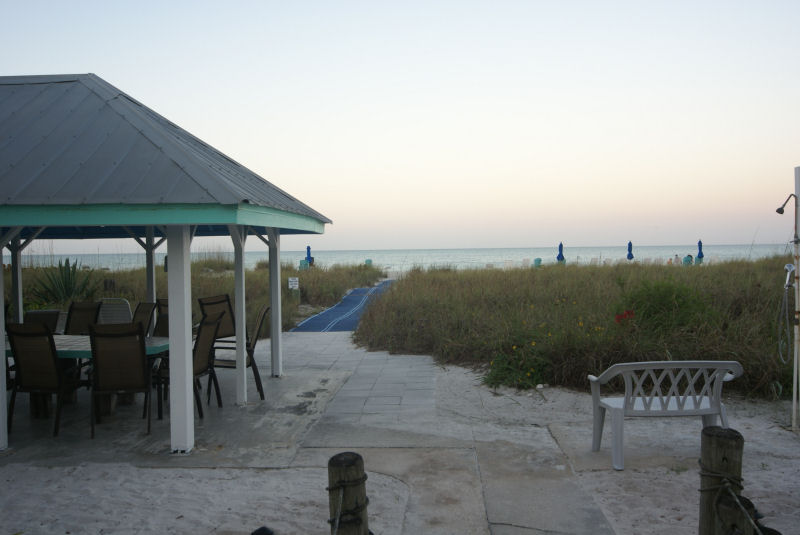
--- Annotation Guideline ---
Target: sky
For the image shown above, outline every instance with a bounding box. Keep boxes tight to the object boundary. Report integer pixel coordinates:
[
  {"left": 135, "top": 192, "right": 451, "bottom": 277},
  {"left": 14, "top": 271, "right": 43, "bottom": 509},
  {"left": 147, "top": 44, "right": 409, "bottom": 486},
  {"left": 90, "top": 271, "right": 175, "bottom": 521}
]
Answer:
[{"left": 2, "top": 0, "right": 800, "bottom": 253}]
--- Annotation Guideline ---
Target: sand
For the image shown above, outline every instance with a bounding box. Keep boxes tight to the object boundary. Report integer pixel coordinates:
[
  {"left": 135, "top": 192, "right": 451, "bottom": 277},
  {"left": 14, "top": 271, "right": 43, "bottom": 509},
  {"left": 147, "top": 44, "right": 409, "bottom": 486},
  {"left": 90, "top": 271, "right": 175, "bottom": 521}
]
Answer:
[{"left": 1, "top": 360, "right": 798, "bottom": 534}]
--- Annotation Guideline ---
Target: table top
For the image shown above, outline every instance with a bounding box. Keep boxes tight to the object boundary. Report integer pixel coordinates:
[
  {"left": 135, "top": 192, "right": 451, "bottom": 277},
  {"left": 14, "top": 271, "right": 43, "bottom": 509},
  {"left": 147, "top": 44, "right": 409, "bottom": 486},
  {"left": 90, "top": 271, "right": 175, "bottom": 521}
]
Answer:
[{"left": 6, "top": 335, "right": 169, "bottom": 359}]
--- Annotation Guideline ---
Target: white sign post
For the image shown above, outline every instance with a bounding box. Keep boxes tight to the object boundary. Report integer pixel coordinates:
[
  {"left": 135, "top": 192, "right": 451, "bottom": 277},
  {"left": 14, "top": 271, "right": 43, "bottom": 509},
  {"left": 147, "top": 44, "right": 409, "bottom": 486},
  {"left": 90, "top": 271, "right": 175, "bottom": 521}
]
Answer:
[{"left": 288, "top": 277, "right": 299, "bottom": 290}]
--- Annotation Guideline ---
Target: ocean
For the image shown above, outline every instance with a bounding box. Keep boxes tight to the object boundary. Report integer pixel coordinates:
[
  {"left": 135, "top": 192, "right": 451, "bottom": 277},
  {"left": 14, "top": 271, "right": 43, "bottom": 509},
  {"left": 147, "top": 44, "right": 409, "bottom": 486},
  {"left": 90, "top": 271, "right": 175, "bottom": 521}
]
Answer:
[{"left": 14, "top": 243, "right": 792, "bottom": 274}]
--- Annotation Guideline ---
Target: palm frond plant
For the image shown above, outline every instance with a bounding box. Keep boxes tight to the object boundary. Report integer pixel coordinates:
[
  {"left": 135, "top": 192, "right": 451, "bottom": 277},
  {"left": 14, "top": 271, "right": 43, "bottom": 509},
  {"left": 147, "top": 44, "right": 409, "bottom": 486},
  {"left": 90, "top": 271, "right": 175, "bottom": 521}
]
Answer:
[{"left": 30, "top": 258, "right": 99, "bottom": 307}]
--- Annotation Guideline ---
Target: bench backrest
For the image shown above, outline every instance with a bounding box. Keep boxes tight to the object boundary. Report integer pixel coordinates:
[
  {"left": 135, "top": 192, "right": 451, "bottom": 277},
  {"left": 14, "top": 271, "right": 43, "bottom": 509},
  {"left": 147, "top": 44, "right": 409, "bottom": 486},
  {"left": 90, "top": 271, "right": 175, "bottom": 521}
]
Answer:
[{"left": 589, "top": 360, "right": 743, "bottom": 417}]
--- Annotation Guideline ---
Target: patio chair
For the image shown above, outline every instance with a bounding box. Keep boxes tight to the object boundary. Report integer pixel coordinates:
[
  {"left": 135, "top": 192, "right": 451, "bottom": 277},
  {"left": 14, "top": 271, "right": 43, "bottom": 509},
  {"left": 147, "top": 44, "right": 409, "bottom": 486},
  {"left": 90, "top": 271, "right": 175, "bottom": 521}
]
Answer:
[
  {"left": 132, "top": 302, "right": 157, "bottom": 335},
  {"left": 153, "top": 298, "right": 169, "bottom": 337},
  {"left": 212, "top": 304, "right": 268, "bottom": 400},
  {"left": 6, "top": 322, "right": 79, "bottom": 436},
  {"left": 98, "top": 298, "right": 133, "bottom": 324},
  {"left": 64, "top": 301, "right": 101, "bottom": 335},
  {"left": 154, "top": 312, "right": 223, "bottom": 419},
  {"left": 193, "top": 312, "right": 224, "bottom": 418},
  {"left": 23, "top": 309, "right": 61, "bottom": 333},
  {"left": 88, "top": 322, "right": 152, "bottom": 438},
  {"left": 197, "top": 294, "right": 237, "bottom": 351}
]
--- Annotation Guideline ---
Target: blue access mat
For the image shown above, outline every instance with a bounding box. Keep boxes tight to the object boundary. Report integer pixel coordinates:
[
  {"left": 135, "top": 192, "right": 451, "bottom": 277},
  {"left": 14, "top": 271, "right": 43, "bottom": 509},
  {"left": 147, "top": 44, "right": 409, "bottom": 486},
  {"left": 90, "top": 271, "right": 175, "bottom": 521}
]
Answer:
[{"left": 291, "top": 280, "right": 393, "bottom": 332}]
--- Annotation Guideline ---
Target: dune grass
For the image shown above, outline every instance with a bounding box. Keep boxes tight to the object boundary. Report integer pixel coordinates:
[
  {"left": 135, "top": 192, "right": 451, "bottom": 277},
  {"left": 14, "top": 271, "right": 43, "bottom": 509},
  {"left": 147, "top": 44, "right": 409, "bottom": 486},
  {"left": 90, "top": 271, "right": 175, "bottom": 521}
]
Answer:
[
  {"left": 353, "top": 257, "right": 794, "bottom": 398},
  {"left": 8, "top": 259, "right": 386, "bottom": 335}
]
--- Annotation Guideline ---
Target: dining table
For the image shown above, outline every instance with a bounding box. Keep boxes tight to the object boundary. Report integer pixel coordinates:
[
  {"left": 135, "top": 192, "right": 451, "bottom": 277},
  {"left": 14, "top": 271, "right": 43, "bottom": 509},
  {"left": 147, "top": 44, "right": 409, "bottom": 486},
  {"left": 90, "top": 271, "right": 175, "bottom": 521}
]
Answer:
[
  {"left": 5, "top": 334, "right": 170, "bottom": 417},
  {"left": 5, "top": 334, "right": 170, "bottom": 359}
]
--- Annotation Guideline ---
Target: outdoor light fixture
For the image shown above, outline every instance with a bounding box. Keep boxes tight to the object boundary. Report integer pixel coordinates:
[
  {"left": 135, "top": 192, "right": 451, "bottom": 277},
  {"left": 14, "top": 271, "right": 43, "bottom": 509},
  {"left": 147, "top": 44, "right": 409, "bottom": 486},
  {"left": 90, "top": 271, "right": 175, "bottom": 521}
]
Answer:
[{"left": 776, "top": 193, "right": 797, "bottom": 215}]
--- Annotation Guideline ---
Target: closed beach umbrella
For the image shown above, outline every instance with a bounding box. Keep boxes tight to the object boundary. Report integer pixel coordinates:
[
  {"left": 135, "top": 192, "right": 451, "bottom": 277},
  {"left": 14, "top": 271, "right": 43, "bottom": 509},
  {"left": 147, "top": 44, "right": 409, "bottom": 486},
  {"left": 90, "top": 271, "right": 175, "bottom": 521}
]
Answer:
[
  {"left": 696, "top": 240, "right": 704, "bottom": 265},
  {"left": 557, "top": 242, "right": 565, "bottom": 263},
  {"left": 627, "top": 241, "right": 634, "bottom": 261}
]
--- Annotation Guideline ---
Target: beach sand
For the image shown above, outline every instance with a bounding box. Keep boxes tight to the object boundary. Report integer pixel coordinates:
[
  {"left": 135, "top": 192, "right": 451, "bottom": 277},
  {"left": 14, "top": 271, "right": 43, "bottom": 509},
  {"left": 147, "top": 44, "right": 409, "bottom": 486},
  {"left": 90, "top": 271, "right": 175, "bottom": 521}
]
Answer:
[{"left": 1, "top": 333, "right": 798, "bottom": 534}]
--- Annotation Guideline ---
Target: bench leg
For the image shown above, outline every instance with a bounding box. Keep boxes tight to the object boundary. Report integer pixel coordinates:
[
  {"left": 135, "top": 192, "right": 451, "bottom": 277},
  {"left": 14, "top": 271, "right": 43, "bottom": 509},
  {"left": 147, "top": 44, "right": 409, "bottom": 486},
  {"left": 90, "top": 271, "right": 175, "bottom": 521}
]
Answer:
[
  {"left": 701, "top": 413, "right": 718, "bottom": 428},
  {"left": 592, "top": 406, "right": 606, "bottom": 451},
  {"left": 611, "top": 409, "right": 624, "bottom": 470},
  {"left": 718, "top": 403, "right": 729, "bottom": 428}
]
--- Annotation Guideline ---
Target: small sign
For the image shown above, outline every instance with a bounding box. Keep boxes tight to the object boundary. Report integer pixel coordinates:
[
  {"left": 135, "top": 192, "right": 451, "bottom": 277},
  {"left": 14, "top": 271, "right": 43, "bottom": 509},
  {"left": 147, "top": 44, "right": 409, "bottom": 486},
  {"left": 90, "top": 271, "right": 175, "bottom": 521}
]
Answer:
[{"left": 288, "top": 277, "right": 299, "bottom": 290}]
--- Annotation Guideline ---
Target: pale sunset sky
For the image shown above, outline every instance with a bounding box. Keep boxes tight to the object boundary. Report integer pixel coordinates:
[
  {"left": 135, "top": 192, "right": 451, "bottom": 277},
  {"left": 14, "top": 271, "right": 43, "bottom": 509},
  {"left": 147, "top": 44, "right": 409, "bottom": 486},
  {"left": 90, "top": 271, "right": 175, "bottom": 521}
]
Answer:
[{"left": 2, "top": 0, "right": 799, "bottom": 253}]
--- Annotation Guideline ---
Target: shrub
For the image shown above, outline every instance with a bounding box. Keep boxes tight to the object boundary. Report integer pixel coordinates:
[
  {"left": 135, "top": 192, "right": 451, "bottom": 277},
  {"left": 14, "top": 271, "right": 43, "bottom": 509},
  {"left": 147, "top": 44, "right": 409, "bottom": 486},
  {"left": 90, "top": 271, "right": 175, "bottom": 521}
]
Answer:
[
  {"left": 30, "top": 259, "right": 99, "bottom": 307},
  {"left": 355, "top": 257, "right": 792, "bottom": 398}
]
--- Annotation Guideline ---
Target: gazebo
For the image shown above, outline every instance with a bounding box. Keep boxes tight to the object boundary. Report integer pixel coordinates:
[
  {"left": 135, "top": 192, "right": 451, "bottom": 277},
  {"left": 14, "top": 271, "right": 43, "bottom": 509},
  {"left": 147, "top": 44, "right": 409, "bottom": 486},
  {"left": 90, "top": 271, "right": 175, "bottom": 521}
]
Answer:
[{"left": 0, "top": 74, "right": 331, "bottom": 452}]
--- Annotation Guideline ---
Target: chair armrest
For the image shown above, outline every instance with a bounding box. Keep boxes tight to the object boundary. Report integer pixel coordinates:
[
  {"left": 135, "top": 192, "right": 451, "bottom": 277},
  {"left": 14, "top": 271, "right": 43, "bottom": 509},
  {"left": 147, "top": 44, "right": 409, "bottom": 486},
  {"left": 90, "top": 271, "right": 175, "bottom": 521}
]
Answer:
[{"left": 588, "top": 374, "right": 601, "bottom": 407}]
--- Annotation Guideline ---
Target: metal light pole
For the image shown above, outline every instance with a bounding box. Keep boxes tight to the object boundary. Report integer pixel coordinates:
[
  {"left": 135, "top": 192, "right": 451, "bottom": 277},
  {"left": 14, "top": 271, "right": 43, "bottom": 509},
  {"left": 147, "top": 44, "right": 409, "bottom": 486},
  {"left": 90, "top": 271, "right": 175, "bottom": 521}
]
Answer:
[
  {"left": 776, "top": 168, "right": 800, "bottom": 432},
  {"left": 794, "top": 167, "right": 799, "bottom": 432}
]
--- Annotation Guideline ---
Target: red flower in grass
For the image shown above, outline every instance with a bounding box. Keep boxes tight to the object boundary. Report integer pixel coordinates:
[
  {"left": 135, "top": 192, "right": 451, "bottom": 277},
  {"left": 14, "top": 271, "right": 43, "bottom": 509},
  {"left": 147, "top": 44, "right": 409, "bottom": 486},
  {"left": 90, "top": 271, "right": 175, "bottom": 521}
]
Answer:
[{"left": 615, "top": 309, "right": 635, "bottom": 324}]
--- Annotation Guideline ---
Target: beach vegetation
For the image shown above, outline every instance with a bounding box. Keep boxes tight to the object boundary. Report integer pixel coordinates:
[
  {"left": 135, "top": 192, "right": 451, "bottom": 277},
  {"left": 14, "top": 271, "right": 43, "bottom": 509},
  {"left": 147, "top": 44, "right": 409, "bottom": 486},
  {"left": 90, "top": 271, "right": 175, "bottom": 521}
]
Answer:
[
  {"left": 353, "top": 257, "right": 793, "bottom": 398},
  {"left": 7, "top": 260, "right": 386, "bottom": 336},
  {"left": 29, "top": 258, "right": 99, "bottom": 308}
]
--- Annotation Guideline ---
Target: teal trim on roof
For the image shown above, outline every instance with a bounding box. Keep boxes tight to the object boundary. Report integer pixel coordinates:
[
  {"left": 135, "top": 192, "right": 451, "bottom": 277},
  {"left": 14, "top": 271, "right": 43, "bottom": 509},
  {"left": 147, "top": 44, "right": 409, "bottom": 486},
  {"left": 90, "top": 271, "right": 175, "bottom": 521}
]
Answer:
[{"left": 0, "top": 204, "right": 326, "bottom": 234}]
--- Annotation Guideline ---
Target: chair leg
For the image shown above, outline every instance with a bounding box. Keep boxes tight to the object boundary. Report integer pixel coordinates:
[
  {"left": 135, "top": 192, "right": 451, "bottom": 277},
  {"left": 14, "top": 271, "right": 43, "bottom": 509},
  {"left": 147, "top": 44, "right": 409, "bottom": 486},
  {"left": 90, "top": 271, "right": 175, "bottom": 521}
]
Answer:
[
  {"left": 90, "top": 393, "right": 96, "bottom": 439},
  {"left": 701, "top": 413, "right": 718, "bottom": 428},
  {"left": 7, "top": 387, "right": 17, "bottom": 433},
  {"left": 611, "top": 409, "right": 624, "bottom": 470},
  {"left": 211, "top": 370, "right": 222, "bottom": 408},
  {"left": 719, "top": 403, "right": 729, "bottom": 428},
  {"left": 592, "top": 405, "right": 605, "bottom": 451},
  {"left": 250, "top": 358, "right": 265, "bottom": 400},
  {"left": 53, "top": 391, "right": 64, "bottom": 437},
  {"left": 156, "top": 379, "right": 163, "bottom": 420},
  {"left": 145, "top": 390, "right": 151, "bottom": 435},
  {"left": 193, "top": 381, "right": 204, "bottom": 419}
]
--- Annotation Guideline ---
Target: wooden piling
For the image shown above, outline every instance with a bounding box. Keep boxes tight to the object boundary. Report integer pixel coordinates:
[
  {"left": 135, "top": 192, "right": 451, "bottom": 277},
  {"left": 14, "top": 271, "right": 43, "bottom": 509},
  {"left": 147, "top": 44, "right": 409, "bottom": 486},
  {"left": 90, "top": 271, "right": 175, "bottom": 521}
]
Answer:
[
  {"left": 699, "top": 426, "right": 744, "bottom": 535},
  {"left": 327, "top": 451, "right": 369, "bottom": 535}
]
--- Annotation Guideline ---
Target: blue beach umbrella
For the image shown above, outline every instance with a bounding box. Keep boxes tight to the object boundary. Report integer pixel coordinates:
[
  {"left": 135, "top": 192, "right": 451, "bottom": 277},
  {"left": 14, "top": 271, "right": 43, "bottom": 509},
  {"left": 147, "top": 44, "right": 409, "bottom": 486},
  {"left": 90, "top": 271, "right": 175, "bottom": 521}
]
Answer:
[
  {"left": 557, "top": 242, "right": 565, "bottom": 263},
  {"left": 627, "top": 241, "right": 634, "bottom": 261},
  {"left": 696, "top": 240, "right": 704, "bottom": 265}
]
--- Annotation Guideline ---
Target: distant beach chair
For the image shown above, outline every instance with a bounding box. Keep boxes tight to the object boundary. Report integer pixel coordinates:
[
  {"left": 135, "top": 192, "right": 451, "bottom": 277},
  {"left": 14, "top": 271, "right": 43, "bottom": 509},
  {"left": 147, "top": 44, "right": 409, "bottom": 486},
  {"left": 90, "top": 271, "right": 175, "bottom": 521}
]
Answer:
[{"left": 522, "top": 258, "right": 531, "bottom": 268}]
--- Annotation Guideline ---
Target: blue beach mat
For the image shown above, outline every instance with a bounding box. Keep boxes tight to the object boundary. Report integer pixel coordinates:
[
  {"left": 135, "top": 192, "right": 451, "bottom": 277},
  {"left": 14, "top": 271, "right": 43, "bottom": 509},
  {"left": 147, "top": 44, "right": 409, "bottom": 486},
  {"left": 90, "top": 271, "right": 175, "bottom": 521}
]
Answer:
[{"left": 291, "top": 280, "right": 393, "bottom": 332}]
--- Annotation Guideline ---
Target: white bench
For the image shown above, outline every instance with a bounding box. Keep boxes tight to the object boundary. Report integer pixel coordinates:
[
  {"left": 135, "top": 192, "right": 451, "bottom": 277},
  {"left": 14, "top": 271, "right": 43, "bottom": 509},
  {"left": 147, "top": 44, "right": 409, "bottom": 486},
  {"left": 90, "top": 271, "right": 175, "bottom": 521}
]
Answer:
[{"left": 588, "top": 360, "right": 743, "bottom": 470}]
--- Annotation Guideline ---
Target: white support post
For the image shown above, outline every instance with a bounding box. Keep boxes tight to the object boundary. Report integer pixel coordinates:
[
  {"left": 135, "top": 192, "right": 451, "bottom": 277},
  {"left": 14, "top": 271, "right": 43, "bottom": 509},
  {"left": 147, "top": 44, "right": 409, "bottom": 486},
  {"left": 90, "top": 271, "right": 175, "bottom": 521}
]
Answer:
[
  {"left": 267, "top": 227, "right": 283, "bottom": 377},
  {"left": 0, "top": 247, "right": 7, "bottom": 450},
  {"left": 10, "top": 238, "right": 23, "bottom": 322},
  {"left": 166, "top": 225, "right": 195, "bottom": 453},
  {"left": 229, "top": 225, "right": 248, "bottom": 404},
  {"left": 145, "top": 226, "right": 157, "bottom": 304},
  {"left": 793, "top": 166, "right": 800, "bottom": 432}
]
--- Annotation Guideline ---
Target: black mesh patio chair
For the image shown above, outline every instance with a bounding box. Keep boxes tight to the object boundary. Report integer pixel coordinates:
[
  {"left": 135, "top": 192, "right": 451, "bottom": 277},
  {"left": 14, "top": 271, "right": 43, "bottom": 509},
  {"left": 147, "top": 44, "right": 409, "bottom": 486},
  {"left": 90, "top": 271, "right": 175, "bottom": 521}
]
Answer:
[
  {"left": 153, "top": 298, "right": 169, "bottom": 337},
  {"left": 6, "top": 322, "right": 79, "bottom": 436},
  {"left": 23, "top": 309, "right": 61, "bottom": 333},
  {"left": 212, "top": 304, "right": 268, "bottom": 400},
  {"left": 132, "top": 302, "right": 157, "bottom": 334},
  {"left": 197, "top": 294, "right": 236, "bottom": 350},
  {"left": 155, "top": 312, "right": 223, "bottom": 419},
  {"left": 88, "top": 322, "right": 152, "bottom": 438},
  {"left": 64, "top": 301, "right": 101, "bottom": 335}
]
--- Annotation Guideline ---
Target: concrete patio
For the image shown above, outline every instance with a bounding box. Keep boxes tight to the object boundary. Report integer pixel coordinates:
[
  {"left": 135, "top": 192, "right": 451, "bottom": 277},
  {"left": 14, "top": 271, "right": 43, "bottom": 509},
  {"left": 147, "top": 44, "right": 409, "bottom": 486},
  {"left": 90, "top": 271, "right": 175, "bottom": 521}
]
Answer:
[{"left": 1, "top": 332, "right": 798, "bottom": 534}]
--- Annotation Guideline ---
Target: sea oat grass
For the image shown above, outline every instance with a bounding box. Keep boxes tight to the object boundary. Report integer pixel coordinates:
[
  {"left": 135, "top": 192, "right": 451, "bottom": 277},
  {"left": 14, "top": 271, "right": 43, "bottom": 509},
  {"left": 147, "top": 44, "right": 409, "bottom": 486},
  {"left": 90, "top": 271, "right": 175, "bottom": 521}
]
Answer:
[
  {"left": 8, "top": 261, "right": 384, "bottom": 335},
  {"left": 354, "top": 257, "right": 793, "bottom": 397}
]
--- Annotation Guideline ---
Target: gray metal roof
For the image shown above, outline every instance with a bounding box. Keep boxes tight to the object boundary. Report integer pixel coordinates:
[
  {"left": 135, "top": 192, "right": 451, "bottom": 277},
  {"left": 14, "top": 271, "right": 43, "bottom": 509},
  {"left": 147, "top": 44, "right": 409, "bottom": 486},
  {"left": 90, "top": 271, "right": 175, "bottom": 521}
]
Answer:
[{"left": 0, "top": 74, "right": 330, "bottom": 240}]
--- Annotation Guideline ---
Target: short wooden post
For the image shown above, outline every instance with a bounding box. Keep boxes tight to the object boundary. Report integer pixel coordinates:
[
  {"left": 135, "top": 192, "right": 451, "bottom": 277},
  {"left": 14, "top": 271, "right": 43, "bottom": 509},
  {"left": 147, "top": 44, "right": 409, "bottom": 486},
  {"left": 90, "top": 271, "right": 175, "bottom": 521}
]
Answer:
[
  {"left": 699, "top": 426, "right": 744, "bottom": 535},
  {"left": 327, "top": 451, "right": 369, "bottom": 535}
]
